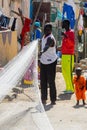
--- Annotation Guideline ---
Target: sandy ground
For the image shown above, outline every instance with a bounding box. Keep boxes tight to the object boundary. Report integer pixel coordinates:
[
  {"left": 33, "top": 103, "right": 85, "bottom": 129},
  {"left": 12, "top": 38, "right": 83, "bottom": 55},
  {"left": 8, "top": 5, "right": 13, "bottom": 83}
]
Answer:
[
  {"left": 0, "top": 72, "right": 87, "bottom": 130},
  {"left": 45, "top": 72, "right": 87, "bottom": 130}
]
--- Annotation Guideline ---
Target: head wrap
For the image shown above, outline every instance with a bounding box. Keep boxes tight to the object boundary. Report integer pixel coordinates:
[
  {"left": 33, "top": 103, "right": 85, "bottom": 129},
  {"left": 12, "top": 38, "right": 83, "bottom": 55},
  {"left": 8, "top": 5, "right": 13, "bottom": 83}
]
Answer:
[{"left": 34, "top": 22, "right": 40, "bottom": 27}]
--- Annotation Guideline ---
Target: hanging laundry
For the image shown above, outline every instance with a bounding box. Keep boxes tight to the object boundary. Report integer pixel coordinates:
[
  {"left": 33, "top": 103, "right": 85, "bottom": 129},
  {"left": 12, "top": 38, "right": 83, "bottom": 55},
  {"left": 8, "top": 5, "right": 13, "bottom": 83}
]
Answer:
[
  {"left": 78, "top": 14, "right": 83, "bottom": 36},
  {"left": 62, "top": 0, "right": 76, "bottom": 29},
  {"left": 8, "top": 17, "right": 18, "bottom": 31},
  {"left": 21, "top": 17, "right": 31, "bottom": 48}
]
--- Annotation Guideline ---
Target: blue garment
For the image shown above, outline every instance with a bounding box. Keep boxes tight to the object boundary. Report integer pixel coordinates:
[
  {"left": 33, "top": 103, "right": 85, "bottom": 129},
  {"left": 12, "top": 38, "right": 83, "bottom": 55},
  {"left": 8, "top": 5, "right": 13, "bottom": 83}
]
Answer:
[
  {"left": 31, "top": 28, "right": 42, "bottom": 41},
  {"left": 62, "top": 3, "right": 75, "bottom": 29},
  {"left": 35, "top": 28, "right": 42, "bottom": 39},
  {"left": 84, "top": 2, "right": 87, "bottom": 8}
]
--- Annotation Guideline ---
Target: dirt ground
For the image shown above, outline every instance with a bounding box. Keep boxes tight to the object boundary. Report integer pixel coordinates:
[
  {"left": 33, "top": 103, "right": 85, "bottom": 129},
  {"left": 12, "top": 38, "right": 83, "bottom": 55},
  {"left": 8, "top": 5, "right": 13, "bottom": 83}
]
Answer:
[{"left": 0, "top": 72, "right": 87, "bottom": 130}]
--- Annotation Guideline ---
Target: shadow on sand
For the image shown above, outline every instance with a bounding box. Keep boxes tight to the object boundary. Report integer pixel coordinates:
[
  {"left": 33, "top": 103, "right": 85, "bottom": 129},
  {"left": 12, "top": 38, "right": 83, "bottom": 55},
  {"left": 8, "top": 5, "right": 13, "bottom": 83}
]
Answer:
[
  {"left": 57, "top": 92, "right": 74, "bottom": 101},
  {"left": 44, "top": 104, "right": 53, "bottom": 111},
  {"left": 73, "top": 103, "right": 87, "bottom": 109}
]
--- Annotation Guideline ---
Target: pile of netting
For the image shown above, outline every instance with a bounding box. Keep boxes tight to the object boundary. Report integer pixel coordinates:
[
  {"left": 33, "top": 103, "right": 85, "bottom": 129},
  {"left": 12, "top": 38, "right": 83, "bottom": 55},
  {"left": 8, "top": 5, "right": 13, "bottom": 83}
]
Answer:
[{"left": 0, "top": 40, "right": 53, "bottom": 130}]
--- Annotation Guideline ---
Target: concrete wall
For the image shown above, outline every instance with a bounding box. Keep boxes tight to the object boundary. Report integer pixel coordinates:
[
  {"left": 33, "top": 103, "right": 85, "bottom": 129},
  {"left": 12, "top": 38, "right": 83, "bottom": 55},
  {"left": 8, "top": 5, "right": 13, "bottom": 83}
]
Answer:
[
  {"left": 0, "top": 31, "right": 18, "bottom": 66},
  {"left": 0, "top": 0, "right": 30, "bottom": 37}
]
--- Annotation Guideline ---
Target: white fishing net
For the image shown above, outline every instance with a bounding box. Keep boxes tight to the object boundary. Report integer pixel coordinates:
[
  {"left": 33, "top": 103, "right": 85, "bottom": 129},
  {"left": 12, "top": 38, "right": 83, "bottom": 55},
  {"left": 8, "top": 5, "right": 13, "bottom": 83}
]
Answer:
[{"left": 0, "top": 40, "right": 53, "bottom": 130}]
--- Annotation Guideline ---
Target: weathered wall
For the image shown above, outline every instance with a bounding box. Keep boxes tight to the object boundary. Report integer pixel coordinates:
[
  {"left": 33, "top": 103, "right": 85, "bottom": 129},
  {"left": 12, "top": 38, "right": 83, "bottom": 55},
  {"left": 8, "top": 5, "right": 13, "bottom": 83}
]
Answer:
[
  {"left": 0, "top": 31, "right": 18, "bottom": 66},
  {"left": 0, "top": 0, "right": 30, "bottom": 37}
]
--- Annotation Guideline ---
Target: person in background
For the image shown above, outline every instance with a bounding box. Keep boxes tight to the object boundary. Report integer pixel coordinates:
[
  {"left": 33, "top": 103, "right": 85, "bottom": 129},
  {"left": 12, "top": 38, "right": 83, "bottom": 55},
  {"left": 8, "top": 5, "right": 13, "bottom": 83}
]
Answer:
[
  {"left": 73, "top": 67, "right": 86, "bottom": 106},
  {"left": 57, "top": 19, "right": 75, "bottom": 93},
  {"left": 19, "top": 31, "right": 33, "bottom": 86},
  {"left": 40, "top": 23, "right": 57, "bottom": 105},
  {"left": 30, "top": 21, "right": 42, "bottom": 82},
  {"left": 31, "top": 21, "right": 42, "bottom": 41}
]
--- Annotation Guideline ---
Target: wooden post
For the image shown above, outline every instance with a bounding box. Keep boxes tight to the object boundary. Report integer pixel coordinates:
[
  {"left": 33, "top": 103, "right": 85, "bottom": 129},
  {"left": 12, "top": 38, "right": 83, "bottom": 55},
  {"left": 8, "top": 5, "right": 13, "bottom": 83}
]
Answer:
[
  {"left": 2, "top": 0, "right": 4, "bottom": 7},
  {"left": 74, "top": 13, "right": 80, "bottom": 66},
  {"left": 31, "top": 0, "right": 43, "bottom": 32}
]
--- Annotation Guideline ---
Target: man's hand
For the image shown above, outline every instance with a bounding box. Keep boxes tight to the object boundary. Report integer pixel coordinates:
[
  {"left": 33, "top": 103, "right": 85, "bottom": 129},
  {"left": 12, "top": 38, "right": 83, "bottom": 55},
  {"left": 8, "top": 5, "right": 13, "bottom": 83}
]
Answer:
[
  {"left": 61, "top": 32, "right": 67, "bottom": 38},
  {"left": 38, "top": 51, "right": 43, "bottom": 58}
]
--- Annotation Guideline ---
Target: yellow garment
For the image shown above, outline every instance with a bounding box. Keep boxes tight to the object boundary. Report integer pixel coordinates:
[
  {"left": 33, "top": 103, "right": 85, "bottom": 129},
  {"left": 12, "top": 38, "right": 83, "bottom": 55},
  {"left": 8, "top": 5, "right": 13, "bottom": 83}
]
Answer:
[
  {"left": 24, "top": 80, "right": 33, "bottom": 85},
  {"left": 62, "top": 55, "right": 74, "bottom": 92},
  {"left": 78, "top": 30, "right": 82, "bottom": 36}
]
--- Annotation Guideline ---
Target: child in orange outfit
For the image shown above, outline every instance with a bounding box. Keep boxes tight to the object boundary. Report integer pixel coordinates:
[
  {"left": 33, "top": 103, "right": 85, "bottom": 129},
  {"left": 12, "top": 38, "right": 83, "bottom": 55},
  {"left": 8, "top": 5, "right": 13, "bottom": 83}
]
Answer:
[{"left": 73, "top": 67, "right": 86, "bottom": 105}]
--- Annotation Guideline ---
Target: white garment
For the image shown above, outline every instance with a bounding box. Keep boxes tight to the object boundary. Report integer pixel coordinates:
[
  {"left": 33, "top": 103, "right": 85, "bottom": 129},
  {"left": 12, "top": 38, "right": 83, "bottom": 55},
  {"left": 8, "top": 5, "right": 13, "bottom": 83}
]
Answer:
[
  {"left": 78, "top": 14, "right": 83, "bottom": 30},
  {"left": 9, "top": 17, "right": 18, "bottom": 31},
  {"left": 40, "top": 33, "right": 57, "bottom": 65}
]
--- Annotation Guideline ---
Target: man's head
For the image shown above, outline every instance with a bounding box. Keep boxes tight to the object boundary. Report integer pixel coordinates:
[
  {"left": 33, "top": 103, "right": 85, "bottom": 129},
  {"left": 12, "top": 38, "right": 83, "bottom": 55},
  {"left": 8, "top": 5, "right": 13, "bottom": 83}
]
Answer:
[
  {"left": 62, "top": 19, "right": 70, "bottom": 30},
  {"left": 44, "top": 23, "right": 52, "bottom": 36}
]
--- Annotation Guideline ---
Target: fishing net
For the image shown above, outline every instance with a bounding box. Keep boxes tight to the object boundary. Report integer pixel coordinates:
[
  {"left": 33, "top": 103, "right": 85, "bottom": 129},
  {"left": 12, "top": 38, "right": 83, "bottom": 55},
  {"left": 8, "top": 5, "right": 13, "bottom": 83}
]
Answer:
[{"left": 0, "top": 40, "right": 53, "bottom": 130}]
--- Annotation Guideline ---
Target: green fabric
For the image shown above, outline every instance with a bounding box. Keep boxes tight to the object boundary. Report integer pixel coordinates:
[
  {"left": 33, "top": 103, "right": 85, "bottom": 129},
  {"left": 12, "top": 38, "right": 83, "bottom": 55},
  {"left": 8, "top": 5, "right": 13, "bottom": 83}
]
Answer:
[{"left": 62, "top": 55, "right": 74, "bottom": 92}]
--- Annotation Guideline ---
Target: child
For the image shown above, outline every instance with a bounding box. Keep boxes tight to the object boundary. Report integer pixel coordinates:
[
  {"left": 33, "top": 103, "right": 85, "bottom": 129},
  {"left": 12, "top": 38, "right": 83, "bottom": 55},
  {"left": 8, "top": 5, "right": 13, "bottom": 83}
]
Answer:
[{"left": 73, "top": 67, "right": 86, "bottom": 105}]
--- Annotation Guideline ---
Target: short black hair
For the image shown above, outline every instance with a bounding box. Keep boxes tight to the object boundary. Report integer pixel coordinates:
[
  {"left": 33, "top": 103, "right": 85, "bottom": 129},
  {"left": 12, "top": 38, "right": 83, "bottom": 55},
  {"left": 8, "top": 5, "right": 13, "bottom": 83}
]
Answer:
[
  {"left": 75, "top": 67, "right": 82, "bottom": 72},
  {"left": 44, "top": 23, "right": 52, "bottom": 30},
  {"left": 62, "top": 19, "right": 70, "bottom": 26}
]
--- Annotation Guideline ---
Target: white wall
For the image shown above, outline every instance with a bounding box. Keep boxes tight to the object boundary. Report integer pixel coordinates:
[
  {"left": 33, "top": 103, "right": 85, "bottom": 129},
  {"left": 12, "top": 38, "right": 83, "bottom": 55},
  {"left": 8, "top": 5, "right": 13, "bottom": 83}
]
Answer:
[{"left": 0, "top": 0, "right": 10, "bottom": 17}]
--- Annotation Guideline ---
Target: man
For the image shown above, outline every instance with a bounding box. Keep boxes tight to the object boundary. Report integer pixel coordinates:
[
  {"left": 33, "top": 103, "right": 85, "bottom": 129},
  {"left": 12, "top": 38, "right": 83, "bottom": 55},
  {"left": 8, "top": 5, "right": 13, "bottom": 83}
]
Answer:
[
  {"left": 57, "top": 19, "right": 75, "bottom": 93},
  {"left": 40, "top": 23, "right": 57, "bottom": 105}
]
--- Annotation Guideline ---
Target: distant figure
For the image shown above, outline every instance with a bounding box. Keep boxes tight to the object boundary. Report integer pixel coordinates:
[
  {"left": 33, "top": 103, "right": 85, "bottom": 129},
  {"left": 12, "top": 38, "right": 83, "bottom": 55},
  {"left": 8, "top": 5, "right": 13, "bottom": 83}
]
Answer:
[
  {"left": 73, "top": 67, "right": 86, "bottom": 106},
  {"left": 20, "top": 31, "right": 34, "bottom": 86},
  {"left": 31, "top": 21, "right": 42, "bottom": 41},
  {"left": 57, "top": 19, "right": 75, "bottom": 93}
]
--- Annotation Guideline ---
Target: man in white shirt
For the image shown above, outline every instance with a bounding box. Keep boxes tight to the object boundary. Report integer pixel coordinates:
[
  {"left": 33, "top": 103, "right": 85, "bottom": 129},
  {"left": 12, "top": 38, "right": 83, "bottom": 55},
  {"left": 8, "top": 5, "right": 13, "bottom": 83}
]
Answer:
[{"left": 40, "top": 23, "right": 57, "bottom": 105}]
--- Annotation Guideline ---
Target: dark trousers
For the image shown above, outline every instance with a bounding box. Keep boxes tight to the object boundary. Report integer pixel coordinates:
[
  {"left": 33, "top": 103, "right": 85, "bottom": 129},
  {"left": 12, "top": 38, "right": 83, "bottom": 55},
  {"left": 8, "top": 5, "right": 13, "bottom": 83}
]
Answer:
[{"left": 40, "top": 60, "right": 57, "bottom": 102}]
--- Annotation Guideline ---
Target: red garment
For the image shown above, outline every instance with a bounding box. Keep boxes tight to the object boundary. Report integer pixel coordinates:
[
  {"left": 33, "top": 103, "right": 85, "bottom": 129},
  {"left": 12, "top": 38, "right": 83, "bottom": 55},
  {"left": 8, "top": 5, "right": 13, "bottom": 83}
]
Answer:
[
  {"left": 21, "top": 18, "right": 31, "bottom": 48},
  {"left": 73, "top": 75, "right": 86, "bottom": 100},
  {"left": 61, "top": 30, "right": 75, "bottom": 55}
]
